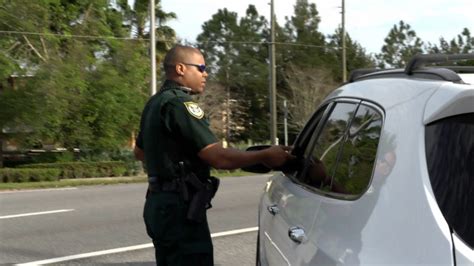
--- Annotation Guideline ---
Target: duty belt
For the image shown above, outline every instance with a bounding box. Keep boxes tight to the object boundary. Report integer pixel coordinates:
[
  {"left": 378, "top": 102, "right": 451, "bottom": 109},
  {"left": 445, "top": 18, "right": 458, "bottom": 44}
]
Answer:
[{"left": 147, "top": 177, "right": 179, "bottom": 192}]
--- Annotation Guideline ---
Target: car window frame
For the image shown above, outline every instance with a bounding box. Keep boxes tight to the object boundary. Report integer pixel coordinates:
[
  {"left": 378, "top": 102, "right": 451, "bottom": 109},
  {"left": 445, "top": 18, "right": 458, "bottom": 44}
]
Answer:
[
  {"left": 323, "top": 101, "right": 385, "bottom": 200},
  {"left": 286, "top": 99, "right": 358, "bottom": 184},
  {"left": 288, "top": 98, "right": 385, "bottom": 201},
  {"left": 285, "top": 102, "right": 334, "bottom": 180},
  {"left": 295, "top": 99, "right": 360, "bottom": 196}
]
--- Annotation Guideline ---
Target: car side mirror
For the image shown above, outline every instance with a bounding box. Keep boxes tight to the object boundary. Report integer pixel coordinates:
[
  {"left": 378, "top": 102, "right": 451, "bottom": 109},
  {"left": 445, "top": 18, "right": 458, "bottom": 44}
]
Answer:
[{"left": 241, "top": 145, "right": 272, "bottom": 173}]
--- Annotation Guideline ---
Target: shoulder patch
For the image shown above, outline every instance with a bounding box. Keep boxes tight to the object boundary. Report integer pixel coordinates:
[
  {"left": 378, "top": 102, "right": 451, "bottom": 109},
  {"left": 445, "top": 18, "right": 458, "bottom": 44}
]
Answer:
[{"left": 183, "top": 102, "right": 204, "bottom": 119}]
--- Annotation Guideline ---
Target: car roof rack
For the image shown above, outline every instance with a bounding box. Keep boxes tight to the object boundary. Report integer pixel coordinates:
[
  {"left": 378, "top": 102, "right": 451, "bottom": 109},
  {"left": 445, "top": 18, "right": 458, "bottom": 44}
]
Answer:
[{"left": 349, "top": 53, "right": 474, "bottom": 83}]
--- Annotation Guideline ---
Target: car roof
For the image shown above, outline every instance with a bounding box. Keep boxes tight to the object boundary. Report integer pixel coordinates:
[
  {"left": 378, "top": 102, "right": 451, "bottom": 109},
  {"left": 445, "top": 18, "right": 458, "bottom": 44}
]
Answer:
[
  {"left": 326, "top": 54, "right": 474, "bottom": 123},
  {"left": 350, "top": 54, "right": 474, "bottom": 83}
]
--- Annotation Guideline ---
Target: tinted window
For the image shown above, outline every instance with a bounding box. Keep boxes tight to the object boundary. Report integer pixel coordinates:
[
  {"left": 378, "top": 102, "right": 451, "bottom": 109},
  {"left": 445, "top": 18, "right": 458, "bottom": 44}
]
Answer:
[
  {"left": 331, "top": 105, "right": 382, "bottom": 195},
  {"left": 285, "top": 105, "right": 329, "bottom": 178},
  {"left": 425, "top": 113, "right": 474, "bottom": 248},
  {"left": 299, "top": 102, "right": 357, "bottom": 189},
  {"left": 298, "top": 101, "right": 383, "bottom": 199}
]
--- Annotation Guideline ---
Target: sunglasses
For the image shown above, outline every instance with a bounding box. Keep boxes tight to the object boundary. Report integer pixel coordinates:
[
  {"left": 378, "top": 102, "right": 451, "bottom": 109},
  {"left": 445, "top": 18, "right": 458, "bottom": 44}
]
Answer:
[{"left": 182, "top": 63, "right": 206, "bottom": 73}]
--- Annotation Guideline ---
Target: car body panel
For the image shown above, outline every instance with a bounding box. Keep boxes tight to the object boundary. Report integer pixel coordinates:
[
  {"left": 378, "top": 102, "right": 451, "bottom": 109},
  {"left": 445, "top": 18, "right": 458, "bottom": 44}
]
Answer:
[
  {"left": 453, "top": 234, "right": 474, "bottom": 265},
  {"left": 423, "top": 82, "right": 474, "bottom": 124},
  {"left": 259, "top": 172, "right": 322, "bottom": 265},
  {"left": 258, "top": 76, "right": 472, "bottom": 265}
]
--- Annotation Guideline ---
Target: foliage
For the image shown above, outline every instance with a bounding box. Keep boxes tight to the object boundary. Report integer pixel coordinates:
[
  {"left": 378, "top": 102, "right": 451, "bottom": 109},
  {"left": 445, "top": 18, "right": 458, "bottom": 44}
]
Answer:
[
  {"left": 279, "top": 64, "right": 337, "bottom": 136},
  {"left": 376, "top": 20, "right": 424, "bottom": 68},
  {"left": 77, "top": 148, "right": 144, "bottom": 176},
  {"left": 0, "top": 0, "right": 175, "bottom": 163},
  {"left": 197, "top": 6, "right": 269, "bottom": 142},
  {"left": 281, "top": 0, "right": 327, "bottom": 67},
  {"left": 0, "top": 168, "right": 60, "bottom": 183},
  {"left": 29, "top": 151, "right": 76, "bottom": 164},
  {"left": 1, "top": 0, "right": 471, "bottom": 159},
  {"left": 426, "top": 28, "right": 474, "bottom": 66},
  {"left": 0, "top": 176, "right": 147, "bottom": 190},
  {"left": 327, "top": 27, "right": 375, "bottom": 81},
  {"left": 275, "top": 0, "right": 349, "bottom": 142},
  {"left": 19, "top": 161, "right": 128, "bottom": 179}
]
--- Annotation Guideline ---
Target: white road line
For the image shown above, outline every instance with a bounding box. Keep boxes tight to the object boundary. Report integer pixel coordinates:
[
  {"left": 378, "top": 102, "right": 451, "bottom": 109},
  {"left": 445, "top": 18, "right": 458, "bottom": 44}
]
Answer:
[
  {"left": 16, "top": 244, "right": 154, "bottom": 266},
  {"left": 211, "top": 226, "right": 258, "bottom": 237},
  {"left": 16, "top": 226, "right": 259, "bottom": 265},
  {"left": 0, "top": 187, "right": 77, "bottom": 194},
  {"left": 0, "top": 209, "right": 74, "bottom": 220}
]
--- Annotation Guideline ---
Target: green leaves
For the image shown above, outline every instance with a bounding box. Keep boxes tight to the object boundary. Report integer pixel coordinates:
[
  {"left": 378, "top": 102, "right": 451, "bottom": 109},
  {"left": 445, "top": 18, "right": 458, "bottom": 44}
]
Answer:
[
  {"left": 376, "top": 20, "right": 421, "bottom": 68},
  {"left": 0, "top": 0, "right": 153, "bottom": 155}
]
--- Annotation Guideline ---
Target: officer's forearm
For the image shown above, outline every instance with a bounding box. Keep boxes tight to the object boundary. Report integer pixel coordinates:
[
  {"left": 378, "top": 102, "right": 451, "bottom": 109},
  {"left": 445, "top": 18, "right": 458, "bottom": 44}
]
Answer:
[{"left": 198, "top": 143, "right": 269, "bottom": 170}]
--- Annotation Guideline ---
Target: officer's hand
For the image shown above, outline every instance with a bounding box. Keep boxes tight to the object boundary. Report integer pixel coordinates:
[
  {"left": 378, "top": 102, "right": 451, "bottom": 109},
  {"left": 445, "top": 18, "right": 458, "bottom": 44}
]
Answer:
[{"left": 262, "top": 145, "right": 295, "bottom": 169}]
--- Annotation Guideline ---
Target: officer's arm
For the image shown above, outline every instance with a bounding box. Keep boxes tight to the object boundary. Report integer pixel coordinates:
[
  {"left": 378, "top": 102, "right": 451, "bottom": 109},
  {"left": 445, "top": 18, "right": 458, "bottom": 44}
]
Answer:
[
  {"left": 134, "top": 146, "right": 145, "bottom": 161},
  {"left": 198, "top": 142, "right": 293, "bottom": 170}
]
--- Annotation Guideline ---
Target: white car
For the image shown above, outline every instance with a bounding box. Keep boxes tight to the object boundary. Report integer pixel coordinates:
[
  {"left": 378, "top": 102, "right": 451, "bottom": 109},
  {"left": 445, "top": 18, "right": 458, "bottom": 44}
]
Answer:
[{"left": 247, "top": 54, "right": 474, "bottom": 265}]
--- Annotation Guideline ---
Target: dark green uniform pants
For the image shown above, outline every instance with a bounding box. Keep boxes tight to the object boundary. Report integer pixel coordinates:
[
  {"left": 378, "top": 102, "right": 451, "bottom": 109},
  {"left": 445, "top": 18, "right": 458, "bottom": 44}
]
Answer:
[{"left": 143, "top": 191, "right": 213, "bottom": 266}]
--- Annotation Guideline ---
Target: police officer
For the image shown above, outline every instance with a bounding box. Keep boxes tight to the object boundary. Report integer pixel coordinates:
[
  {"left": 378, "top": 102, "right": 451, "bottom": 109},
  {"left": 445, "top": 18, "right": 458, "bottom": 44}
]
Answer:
[{"left": 134, "top": 45, "right": 292, "bottom": 265}]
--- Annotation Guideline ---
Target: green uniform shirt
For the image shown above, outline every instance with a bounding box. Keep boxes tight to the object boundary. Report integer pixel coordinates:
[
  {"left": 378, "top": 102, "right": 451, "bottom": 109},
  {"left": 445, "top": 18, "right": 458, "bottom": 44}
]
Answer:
[{"left": 136, "top": 80, "right": 217, "bottom": 180}]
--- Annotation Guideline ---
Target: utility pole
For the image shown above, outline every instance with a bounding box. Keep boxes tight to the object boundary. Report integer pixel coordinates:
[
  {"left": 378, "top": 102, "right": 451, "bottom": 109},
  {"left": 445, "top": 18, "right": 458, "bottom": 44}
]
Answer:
[
  {"left": 283, "top": 99, "right": 288, "bottom": 146},
  {"left": 225, "top": 70, "right": 230, "bottom": 148},
  {"left": 269, "top": 0, "right": 278, "bottom": 144},
  {"left": 341, "top": 0, "right": 347, "bottom": 82},
  {"left": 149, "top": 0, "right": 157, "bottom": 95}
]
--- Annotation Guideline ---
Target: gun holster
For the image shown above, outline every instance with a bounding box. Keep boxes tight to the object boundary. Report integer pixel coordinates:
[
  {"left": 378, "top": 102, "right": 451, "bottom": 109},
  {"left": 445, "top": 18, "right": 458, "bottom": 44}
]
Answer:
[{"left": 182, "top": 173, "right": 220, "bottom": 223}]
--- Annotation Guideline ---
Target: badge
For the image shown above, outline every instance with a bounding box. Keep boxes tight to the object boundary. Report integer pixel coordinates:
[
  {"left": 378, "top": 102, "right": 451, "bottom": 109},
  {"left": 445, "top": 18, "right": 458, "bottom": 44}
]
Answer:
[{"left": 184, "top": 102, "right": 204, "bottom": 119}]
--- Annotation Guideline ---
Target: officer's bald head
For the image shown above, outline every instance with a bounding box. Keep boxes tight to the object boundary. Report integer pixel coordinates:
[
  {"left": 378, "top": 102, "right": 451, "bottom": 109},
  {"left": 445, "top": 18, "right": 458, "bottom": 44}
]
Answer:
[{"left": 163, "top": 45, "right": 202, "bottom": 77}]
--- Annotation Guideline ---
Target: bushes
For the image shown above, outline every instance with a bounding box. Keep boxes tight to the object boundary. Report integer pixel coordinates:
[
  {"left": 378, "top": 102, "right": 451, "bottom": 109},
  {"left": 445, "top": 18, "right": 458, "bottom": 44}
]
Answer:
[
  {"left": 18, "top": 161, "right": 128, "bottom": 179},
  {"left": 79, "top": 149, "right": 143, "bottom": 176},
  {"left": 0, "top": 168, "right": 60, "bottom": 183},
  {"left": 1, "top": 160, "right": 132, "bottom": 183}
]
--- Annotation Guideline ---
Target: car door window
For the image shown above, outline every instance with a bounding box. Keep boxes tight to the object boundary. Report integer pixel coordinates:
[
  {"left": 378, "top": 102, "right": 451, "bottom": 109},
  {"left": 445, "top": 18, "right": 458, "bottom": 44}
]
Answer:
[
  {"left": 295, "top": 101, "right": 383, "bottom": 199},
  {"left": 284, "top": 104, "right": 330, "bottom": 178},
  {"left": 299, "top": 102, "right": 358, "bottom": 189},
  {"left": 331, "top": 104, "right": 383, "bottom": 197}
]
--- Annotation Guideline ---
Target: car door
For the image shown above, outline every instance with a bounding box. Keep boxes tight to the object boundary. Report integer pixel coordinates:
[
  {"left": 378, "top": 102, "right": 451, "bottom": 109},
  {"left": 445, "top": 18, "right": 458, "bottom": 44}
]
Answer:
[
  {"left": 305, "top": 101, "right": 384, "bottom": 265},
  {"left": 259, "top": 103, "right": 330, "bottom": 265},
  {"left": 259, "top": 100, "right": 365, "bottom": 265}
]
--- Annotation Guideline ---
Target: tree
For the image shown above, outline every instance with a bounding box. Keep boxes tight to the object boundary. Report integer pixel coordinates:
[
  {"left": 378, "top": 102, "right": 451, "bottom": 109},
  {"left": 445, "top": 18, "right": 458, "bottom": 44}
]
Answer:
[
  {"left": 279, "top": 63, "right": 337, "bottom": 138},
  {"left": 281, "top": 0, "right": 327, "bottom": 67},
  {"left": 274, "top": 0, "right": 338, "bottom": 141},
  {"left": 327, "top": 27, "right": 375, "bottom": 82},
  {"left": 197, "top": 6, "right": 270, "bottom": 142},
  {"left": 426, "top": 28, "right": 474, "bottom": 66},
  {"left": 376, "top": 20, "right": 424, "bottom": 68},
  {"left": 0, "top": 0, "right": 164, "bottom": 164},
  {"left": 130, "top": 0, "right": 176, "bottom": 60}
]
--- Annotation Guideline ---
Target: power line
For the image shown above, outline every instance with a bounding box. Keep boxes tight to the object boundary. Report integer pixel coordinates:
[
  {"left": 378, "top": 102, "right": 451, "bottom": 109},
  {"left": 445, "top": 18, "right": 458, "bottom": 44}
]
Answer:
[
  {"left": 0, "top": 30, "right": 151, "bottom": 42},
  {"left": 0, "top": 30, "right": 340, "bottom": 49}
]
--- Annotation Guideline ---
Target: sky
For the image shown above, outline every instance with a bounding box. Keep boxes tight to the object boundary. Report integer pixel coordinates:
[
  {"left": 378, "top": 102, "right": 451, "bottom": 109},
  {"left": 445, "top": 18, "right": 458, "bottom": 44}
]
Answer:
[{"left": 155, "top": 0, "right": 474, "bottom": 54}]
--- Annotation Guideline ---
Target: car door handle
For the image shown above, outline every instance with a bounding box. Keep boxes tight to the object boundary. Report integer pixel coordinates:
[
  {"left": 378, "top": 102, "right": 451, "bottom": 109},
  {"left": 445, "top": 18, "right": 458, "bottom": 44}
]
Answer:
[
  {"left": 267, "top": 204, "right": 280, "bottom": 215},
  {"left": 288, "top": 226, "right": 307, "bottom": 244}
]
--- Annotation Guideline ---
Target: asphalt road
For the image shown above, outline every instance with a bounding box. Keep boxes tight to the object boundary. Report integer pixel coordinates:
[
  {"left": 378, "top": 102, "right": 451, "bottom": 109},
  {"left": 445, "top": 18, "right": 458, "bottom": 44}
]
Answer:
[{"left": 0, "top": 174, "right": 270, "bottom": 265}]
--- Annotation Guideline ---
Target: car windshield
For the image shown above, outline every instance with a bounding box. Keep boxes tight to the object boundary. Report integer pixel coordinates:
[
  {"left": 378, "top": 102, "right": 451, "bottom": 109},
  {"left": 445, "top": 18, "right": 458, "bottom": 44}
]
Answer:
[{"left": 425, "top": 112, "right": 474, "bottom": 248}]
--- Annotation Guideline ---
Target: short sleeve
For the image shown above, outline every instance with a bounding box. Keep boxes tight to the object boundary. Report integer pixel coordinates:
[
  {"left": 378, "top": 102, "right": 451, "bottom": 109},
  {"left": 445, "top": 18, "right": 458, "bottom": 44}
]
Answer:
[{"left": 165, "top": 99, "right": 217, "bottom": 152}]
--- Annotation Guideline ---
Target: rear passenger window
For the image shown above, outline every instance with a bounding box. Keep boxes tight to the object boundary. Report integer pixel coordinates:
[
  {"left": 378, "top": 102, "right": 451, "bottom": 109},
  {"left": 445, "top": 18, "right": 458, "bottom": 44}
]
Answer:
[
  {"left": 297, "top": 101, "right": 383, "bottom": 199},
  {"left": 425, "top": 113, "right": 474, "bottom": 248}
]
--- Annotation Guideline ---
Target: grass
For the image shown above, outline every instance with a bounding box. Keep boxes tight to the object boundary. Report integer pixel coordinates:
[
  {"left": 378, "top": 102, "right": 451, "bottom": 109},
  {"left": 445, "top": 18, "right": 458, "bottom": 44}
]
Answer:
[
  {"left": 211, "top": 169, "right": 262, "bottom": 177},
  {"left": 0, "top": 170, "right": 266, "bottom": 191},
  {"left": 0, "top": 176, "right": 148, "bottom": 191}
]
